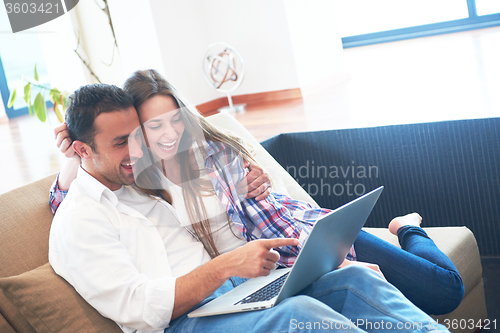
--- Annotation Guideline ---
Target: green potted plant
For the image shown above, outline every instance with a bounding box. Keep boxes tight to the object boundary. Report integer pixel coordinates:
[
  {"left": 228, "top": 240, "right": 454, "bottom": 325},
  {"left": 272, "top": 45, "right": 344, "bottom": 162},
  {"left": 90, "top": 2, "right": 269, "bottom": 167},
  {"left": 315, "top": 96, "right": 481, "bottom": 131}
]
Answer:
[{"left": 7, "top": 64, "right": 69, "bottom": 123}]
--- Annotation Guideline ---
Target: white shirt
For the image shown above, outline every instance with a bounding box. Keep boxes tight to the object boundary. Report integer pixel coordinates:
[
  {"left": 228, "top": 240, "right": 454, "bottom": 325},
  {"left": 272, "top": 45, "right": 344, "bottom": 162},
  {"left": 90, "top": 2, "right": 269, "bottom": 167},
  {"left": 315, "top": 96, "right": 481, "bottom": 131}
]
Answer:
[
  {"left": 162, "top": 174, "right": 247, "bottom": 254},
  {"left": 49, "top": 167, "right": 211, "bottom": 333}
]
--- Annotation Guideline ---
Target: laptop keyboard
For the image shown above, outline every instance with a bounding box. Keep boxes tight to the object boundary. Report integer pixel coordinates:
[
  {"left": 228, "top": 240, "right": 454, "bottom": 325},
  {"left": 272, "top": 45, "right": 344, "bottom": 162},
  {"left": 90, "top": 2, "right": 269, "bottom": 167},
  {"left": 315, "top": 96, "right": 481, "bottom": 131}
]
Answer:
[{"left": 234, "top": 272, "right": 290, "bottom": 305}]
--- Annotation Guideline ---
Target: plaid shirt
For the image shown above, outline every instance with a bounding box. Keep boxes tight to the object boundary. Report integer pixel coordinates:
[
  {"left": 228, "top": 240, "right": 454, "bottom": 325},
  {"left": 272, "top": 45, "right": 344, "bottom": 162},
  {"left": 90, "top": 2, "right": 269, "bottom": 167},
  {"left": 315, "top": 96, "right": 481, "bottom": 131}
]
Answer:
[
  {"left": 204, "top": 141, "right": 355, "bottom": 266},
  {"left": 49, "top": 140, "right": 355, "bottom": 266},
  {"left": 49, "top": 174, "right": 68, "bottom": 214}
]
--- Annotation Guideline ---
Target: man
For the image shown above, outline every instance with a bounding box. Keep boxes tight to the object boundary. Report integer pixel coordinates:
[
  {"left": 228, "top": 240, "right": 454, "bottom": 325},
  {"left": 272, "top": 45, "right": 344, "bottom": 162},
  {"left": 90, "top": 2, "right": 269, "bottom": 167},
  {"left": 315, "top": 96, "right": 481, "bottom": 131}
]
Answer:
[{"left": 49, "top": 84, "right": 450, "bottom": 333}]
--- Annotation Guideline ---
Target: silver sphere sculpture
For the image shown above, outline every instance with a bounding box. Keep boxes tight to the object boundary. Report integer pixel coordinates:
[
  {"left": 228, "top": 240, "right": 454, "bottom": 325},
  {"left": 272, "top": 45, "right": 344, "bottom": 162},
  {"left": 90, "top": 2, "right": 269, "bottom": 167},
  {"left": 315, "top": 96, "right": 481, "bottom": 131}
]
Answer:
[{"left": 202, "top": 42, "right": 245, "bottom": 113}]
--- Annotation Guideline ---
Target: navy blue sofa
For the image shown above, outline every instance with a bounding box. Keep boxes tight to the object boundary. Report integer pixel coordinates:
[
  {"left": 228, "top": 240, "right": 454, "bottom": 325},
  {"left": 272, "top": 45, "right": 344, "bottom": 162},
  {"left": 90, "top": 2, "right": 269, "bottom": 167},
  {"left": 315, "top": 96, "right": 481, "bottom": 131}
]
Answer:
[{"left": 261, "top": 117, "right": 500, "bottom": 257}]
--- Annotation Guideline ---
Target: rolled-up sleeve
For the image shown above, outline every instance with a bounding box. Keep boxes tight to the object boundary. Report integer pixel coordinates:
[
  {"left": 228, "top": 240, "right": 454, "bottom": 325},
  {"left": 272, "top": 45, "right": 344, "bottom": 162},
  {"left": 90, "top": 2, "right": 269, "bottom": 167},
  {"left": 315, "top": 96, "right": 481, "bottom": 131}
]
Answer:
[{"left": 49, "top": 173, "right": 68, "bottom": 214}]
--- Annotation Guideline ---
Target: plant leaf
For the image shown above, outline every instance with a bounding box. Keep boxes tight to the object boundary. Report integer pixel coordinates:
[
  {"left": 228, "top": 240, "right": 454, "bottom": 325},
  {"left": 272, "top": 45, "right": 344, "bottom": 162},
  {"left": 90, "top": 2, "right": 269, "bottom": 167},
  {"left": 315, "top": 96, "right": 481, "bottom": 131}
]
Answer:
[
  {"left": 34, "top": 65, "right": 39, "bottom": 81},
  {"left": 7, "top": 88, "right": 16, "bottom": 108},
  {"left": 49, "top": 88, "right": 60, "bottom": 103},
  {"left": 53, "top": 101, "right": 64, "bottom": 123},
  {"left": 23, "top": 84, "right": 32, "bottom": 116},
  {"left": 23, "top": 83, "right": 31, "bottom": 103},
  {"left": 61, "top": 91, "right": 69, "bottom": 113},
  {"left": 59, "top": 94, "right": 66, "bottom": 119},
  {"left": 34, "top": 93, "right": 47, "bottom": 122}
]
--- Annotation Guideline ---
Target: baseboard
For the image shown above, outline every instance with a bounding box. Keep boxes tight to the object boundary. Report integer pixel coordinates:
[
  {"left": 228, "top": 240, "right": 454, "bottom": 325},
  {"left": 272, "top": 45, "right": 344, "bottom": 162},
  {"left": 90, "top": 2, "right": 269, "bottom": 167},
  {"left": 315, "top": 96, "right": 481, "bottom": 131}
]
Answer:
[{"left": 196, "top": 88, "right": 302, "bottom": 116}]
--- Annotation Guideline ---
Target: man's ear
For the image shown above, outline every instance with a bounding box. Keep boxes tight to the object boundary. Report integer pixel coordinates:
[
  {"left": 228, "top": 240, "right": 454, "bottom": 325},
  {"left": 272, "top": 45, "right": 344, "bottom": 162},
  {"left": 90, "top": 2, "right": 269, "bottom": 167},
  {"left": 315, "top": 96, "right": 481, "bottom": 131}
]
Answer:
[{"left": 73, "top": 141, "right": 93, "bottom": 159}]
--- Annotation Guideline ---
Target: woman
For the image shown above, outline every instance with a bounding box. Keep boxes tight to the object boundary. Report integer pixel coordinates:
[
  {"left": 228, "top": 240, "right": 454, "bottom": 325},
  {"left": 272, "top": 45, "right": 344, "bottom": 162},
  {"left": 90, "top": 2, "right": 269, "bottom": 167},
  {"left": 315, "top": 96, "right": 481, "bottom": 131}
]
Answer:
[{"left": 51, "top": 69, "right": 464, "bottom": 315}]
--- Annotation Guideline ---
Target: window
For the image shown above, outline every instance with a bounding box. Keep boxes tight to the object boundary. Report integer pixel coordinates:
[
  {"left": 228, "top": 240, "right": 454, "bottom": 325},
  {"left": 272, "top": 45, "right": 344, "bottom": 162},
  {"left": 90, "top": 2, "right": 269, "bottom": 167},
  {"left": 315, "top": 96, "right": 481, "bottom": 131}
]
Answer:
[
  {"left": 337, "top": 0, "right": 500, "bottom": 48},
  {"left": 0, "top": 33, "right": 52, "bottom": 118},
  {"left": 0, "top": 4, "right": 85, "bottom": 120},
  {"left": 476, "top": 0, "right": 500, "bottom": 16}
]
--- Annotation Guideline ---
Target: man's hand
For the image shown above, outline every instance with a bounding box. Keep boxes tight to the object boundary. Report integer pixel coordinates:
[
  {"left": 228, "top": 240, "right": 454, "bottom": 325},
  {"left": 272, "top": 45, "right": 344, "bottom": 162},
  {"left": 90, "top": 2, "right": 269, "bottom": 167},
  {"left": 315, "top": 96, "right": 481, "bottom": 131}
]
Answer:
[
  {"left": 54, "top": 122, "right": 78, "bottom": 159},
  {"left": 172, "top": 238, "right": 298, "bottom": 319},
  {"left": 217, "top": 238, "right": 299, "bottom": 279},
  {"left": 337, "top": 259, "right": 386, "bottom": 280},
  {"left": 237, "top": 160, "right": 271, "bottom": 201}
]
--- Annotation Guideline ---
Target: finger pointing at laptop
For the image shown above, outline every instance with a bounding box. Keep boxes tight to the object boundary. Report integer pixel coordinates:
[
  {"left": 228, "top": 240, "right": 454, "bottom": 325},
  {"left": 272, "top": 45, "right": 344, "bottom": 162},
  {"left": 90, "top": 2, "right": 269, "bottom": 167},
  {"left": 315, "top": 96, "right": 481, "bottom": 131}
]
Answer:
[{"left": 217, "top": 238, "right": 299, "bottom": 279}]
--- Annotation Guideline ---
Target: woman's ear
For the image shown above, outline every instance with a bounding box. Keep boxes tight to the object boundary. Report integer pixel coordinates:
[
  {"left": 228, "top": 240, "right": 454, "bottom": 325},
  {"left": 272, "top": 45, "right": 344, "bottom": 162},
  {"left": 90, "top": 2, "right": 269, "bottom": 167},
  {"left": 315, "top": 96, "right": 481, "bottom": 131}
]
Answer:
[{"left": 73, "top": 141, "right": 93, "bottom": 159}]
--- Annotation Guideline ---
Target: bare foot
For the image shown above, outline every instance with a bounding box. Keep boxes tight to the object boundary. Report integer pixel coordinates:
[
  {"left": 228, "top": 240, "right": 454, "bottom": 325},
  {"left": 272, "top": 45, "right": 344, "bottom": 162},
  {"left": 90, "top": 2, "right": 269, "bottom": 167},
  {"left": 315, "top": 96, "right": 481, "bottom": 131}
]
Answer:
[{"left": 388, "top": 213, "right": 422, "bottom": 235}]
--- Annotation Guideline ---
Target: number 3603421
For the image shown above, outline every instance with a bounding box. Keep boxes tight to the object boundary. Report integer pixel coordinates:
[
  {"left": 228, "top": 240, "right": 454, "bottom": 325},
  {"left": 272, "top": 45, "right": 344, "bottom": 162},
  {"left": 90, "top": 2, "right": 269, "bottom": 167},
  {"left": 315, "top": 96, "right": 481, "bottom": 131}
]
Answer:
[
  {"left": 5, "top": 2, "right": 61, "bottom": 14},
  {"left": 441, "top": 318, "right": 496, "bottom": 330}
]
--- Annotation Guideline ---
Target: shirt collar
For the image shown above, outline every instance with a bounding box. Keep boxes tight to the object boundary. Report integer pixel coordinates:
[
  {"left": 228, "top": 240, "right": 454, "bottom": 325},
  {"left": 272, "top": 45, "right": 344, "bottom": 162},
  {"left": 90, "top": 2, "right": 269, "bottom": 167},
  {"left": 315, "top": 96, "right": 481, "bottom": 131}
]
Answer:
[{"left": 75, "top": 166, "right": 120, "bottom": 207}]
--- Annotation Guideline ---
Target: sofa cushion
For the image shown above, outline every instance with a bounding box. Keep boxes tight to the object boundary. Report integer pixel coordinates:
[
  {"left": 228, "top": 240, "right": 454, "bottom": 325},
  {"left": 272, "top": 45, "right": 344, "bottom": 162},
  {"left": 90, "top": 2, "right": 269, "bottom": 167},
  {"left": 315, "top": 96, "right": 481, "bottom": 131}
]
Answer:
[
  {"left": 0, "top": 174, "right": 59, "bottom": 333},
  {"left": 0, "top": 174, "right": 57, "bottom": 277},
  {"left": 0, "top": 315, "right": 18, "bottom": 333},
  {"left": 0, "top": 293, "right": 36, "bottom": 333},
  {"left": 0, "top": 263, "right": 122, "bottom": 333}
]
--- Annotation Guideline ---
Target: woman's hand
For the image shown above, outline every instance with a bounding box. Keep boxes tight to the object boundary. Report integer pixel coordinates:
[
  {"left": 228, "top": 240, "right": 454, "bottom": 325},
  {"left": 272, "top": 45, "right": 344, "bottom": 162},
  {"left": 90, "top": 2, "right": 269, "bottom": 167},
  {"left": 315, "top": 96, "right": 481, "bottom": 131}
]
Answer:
[
  {"left": 237, "top": 160, "right": 271, "bottom": 201},
  {"left": 337, "top": 259, "right": 386, "bottom": 280},
  {"left": 54, "top": 122, "right": 78, "bottom": 159},
  {"left": 54, "top": 122, "right": 80, "bottom": 191}
]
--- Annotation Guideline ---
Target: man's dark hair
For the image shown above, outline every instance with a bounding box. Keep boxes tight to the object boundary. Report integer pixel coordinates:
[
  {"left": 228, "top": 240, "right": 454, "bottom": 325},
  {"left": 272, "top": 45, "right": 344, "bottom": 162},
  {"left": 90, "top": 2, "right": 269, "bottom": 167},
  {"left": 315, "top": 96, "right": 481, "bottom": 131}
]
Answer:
[{"left": 65, "top": 84, "right": 134, "bottom": 150}]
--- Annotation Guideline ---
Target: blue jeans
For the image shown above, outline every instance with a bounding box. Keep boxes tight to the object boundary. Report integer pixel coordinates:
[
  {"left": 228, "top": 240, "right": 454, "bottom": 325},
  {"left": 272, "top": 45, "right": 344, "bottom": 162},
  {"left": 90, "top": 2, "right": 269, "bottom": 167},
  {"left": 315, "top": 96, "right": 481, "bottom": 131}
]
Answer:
[
  {"left": 166, "top": 265, "right": 450, "bottom": 333},
  {"left": 354, "top": 227, "right": 464, "bottom": 315}
]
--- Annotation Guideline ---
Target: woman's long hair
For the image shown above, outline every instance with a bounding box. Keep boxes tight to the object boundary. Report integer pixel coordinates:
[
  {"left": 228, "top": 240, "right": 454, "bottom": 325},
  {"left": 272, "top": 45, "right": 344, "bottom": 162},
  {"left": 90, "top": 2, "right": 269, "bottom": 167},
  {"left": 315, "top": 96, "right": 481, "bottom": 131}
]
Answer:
[{"left": 124, "top": 69, "right": 258, "bottom": 257}]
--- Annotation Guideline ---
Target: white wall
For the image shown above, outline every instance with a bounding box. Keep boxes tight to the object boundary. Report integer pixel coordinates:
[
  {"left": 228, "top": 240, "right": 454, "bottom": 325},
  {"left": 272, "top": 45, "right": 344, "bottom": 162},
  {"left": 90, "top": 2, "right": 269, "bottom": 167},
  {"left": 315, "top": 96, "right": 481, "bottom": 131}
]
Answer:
[
  {"left": 37, "top": 11, "right": 87, "bottom": 93},
  {"left": 107, "top": 0, "right": 165, "bottom": 81},
  {"left": 110, "top": 0, "right": 301, "bottom": 105},
  {"left": 198, "top": 0, "right": 300, "bottom": 100},
  {"left": 107, "top": 0, "right": 346, "bottom": 105},
  {"left": 71, "top": 0, "right": 124, "bottom": 86},
  {"left": 148, "top": 0, "right": 213, "bottom": 105},
  {"left": 284, "top": 0, "right": 348, "bottom": 95}
]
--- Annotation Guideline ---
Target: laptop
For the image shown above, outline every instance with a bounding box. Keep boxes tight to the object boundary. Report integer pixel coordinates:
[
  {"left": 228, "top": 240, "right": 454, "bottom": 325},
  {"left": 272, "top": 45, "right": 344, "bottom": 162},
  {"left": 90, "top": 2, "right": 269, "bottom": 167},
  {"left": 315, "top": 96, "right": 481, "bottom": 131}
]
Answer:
[{"left": 188, "top": 186, "right": 384, "bottom": 318}]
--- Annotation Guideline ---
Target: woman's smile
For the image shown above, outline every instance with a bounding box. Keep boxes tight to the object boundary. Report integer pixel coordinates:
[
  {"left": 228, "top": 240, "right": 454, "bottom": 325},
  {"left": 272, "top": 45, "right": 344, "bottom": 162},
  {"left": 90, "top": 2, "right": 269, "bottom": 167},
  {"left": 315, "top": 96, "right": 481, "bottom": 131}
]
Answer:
[
  {"left": 158, "top": 140, "right": 177, "bottom": 152},
  {"left": 138, "top": 95, "right": 185, "bottom": 161}
]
